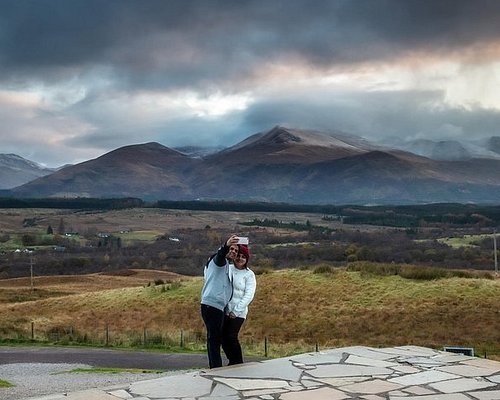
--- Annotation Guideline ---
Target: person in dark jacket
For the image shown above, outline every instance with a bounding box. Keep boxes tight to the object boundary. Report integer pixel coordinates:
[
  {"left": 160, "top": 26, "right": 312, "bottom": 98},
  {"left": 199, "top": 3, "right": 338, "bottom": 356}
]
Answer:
[{"left": 200, "top": 235, "right": 238, "bottom": 368}]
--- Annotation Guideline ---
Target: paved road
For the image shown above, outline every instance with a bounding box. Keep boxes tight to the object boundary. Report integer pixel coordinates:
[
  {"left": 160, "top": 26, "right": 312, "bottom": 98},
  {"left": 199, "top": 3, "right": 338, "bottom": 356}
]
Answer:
[{"left": 0, "top": 346, "right": 209, "bottom": 370}]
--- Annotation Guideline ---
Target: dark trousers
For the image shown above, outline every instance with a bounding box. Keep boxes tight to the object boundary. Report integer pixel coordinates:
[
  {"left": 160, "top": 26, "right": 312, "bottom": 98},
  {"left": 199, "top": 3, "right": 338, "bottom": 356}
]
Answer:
[
  {"left": 201, "top": 304, "right": 225, "bottom": 368},
  {"left": 221, "top": 315, "right": 245, "bottom": 365}
]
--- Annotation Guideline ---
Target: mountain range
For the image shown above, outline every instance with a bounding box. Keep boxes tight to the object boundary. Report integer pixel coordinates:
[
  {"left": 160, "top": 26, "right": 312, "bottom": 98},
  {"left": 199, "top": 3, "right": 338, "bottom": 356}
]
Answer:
[
  {"left": 0, "top": 154, "right": 55, "bottom": 190},
  {"left": 4, "top": 126, "right": 500, "bottom": 204}
]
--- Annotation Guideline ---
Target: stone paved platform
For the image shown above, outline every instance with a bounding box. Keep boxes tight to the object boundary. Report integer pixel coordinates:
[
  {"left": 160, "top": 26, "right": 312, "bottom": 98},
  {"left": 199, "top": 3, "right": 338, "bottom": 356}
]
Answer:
[{"left": 25, "top": 345, "right": 500, "bottom": 400}]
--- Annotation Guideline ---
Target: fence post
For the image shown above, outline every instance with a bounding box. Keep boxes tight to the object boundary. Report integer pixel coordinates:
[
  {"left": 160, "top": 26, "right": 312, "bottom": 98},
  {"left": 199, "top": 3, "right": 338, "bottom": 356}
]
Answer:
[
  {"left": 264, "top": 336, "right": 268, "bottom": 357},
  {"left": 180, "top": 330, "right": 184, "bottom": 348},
  {"left": 105, "top": 324, "right": 109, "bottom": 346},
  {"left": 315, "top": 342, "right": 319, "bottom": 352},
  {"left": 143, "top": 327, "right": 147, "bottom": 346},
  {"left": 31, "top": 322, "right": 34, "bottom": 340}
]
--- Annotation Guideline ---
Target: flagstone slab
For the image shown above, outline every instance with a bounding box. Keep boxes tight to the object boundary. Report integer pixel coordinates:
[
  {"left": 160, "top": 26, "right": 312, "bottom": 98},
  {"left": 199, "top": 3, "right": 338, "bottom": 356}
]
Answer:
[
  {"left": 390, "top": 365, "right": 421, "bottom": 374},
  {"left": 129, "top": 373, "right": 212, "bottom": 398},
  {"left": 107, "top": 389, "right": 133, "bottom": 399},
  {"left": 203, "top": 358, "right": 302, "bottom": 381},
  {"left": 397, "top": 346, "right": 441, "bottom": 355},
  {"left": 463, "top": 359, "right": 500, "bottom": 372},
  {"left": 213, "top": 377, "right": 290, "bottom": 391},
  {"left": 361, "top": 395, "right": 385, "bottom": 400},
  {"left": 65, "top": 389, "right": 118, "bottom": 399},
  {"left": 289, "top": 351, "right": 343, "bottom": 365},
  {"left": 340, "top": 346, "right": 399, "bottom": 360},
  {"left": 279, "top": 386, "right": 350, "bottom": 400},
  {"left": 433, "top": 353, "right": 475, "bottom": 363},
  {"left": 301, "top": 379, "right": 323, "bottom": 387},
  {"left": 397, "top": 356, "right": 446, "bottom": 367},
  {"left": 243, "top": 388, "right": 289, "bottom": 397},
  {"left": 345, "top": 354, "right": 399, "bottom": 368},
  {"left": 307, "top": 363, "right": 393, "bottom": 378},
  {"left": 429, "top": 377, "right": 496, "bottom": 393},
  {"left": 388, "top": 390, "right": 409, "bottom": 396},
  {"left": 487, "top": 375, "right": 500, "bottom": 384},
  {"left": 339, "top": 378, "right": 404, "bottom": 394},
  {"left": 378, "top": 346, "right": 439, "bottom": 358},
  {"left": 390, "top": 394, "right": 470, "bottom": 400},
  {"left": 388, "top": 369, "right": 459, "bottom": 386},
  {"left": 469, "top": 389, "right": 500, "bottom": 400},
  {"left": 437, "top": 364, "right": 499, "bottom": 377},
  {"left": 313, "top": 376, "right": 370, "bottom": 386},
  {"left": 403, "top": 385, "right": 437, "bottom": 395},
  {"left": 122, "top": 398, "right": 149, "bottom": 400},
  {"left": 210, "top": 382, "right": 240, "bottom": 396}
]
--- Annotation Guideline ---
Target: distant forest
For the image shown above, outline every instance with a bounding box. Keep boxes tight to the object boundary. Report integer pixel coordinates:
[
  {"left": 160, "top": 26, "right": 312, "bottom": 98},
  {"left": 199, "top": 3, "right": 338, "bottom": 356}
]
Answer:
[{"left": 0, "top": 197, "right": 499, "bottom": 228}]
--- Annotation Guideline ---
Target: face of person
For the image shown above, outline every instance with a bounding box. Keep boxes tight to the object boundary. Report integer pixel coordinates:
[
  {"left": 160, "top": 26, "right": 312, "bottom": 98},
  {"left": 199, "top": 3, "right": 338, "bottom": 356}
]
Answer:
[
  {"left": 234, "top": 252, "right": 248, "bottom": 269},
  {"left": 227, "top": 244, "right": 238, "bottom": 261}
]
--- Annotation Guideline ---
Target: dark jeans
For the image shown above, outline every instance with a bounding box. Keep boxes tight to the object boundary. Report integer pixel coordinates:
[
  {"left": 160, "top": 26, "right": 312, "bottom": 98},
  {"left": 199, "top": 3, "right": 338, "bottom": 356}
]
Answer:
[
  {"left": 201, "top": 304, "right": 225, "bottom": 368},
  {"left": 221, "top": 315, "right": 245, "bottom": 365}
]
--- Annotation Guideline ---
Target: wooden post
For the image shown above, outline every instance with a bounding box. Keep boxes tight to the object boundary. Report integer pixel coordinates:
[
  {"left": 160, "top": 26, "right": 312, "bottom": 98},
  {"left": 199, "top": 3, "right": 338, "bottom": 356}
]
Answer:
[
  {"left": 105, "top": 324, "right": 109, "bottom": 346},
  {"left": 31, "top": 322, "right": 34, "bottom": 340},
  {"left": 180, "top": 330, "right": 184, "bottom": 348},
  {"left": 494, "top": 230, "right": 498, "bottom": 275},
  {"left": 30, "top": 255, "right": 34, "bottom": 292},
  {"left": 264, "top": 336, "right": 268, "bottom": 357},
  {"left": 143, "top": 327, "right": 147, "bottom": 346}
]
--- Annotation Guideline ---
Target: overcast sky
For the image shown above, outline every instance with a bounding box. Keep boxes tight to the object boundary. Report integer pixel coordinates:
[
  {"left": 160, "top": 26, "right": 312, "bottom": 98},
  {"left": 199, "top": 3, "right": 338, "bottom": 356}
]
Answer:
[{"left": 1, "top": 0, "right": 500, "bottom": 167}]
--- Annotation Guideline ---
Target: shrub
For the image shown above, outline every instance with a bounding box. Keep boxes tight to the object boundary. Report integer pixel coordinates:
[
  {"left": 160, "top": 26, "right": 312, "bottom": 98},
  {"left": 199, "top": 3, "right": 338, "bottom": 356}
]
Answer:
[
  {"left": 399, "top": 265, "right": 449, "bottom": 280},
  {"left": 347, "top": 262, "right": 400, "bottom": 276},
  {"left": 253, "top": 267, "right": 271, "bottom": 275},
  {"left": 313, "top": 265, "right": 335, "bottom": 274}
]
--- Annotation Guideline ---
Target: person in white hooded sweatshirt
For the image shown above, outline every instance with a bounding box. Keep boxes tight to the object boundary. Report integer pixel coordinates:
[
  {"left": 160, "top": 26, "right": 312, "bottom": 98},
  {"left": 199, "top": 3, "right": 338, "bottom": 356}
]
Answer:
[{"left": 221, "top": 244, "right": 256, "bottom": 365}]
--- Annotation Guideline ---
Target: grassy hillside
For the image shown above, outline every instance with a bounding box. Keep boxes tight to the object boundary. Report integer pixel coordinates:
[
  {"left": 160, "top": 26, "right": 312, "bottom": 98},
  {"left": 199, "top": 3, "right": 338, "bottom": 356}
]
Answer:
[{"left": 0, "top": 267, "right": 498, "bottom": 358}]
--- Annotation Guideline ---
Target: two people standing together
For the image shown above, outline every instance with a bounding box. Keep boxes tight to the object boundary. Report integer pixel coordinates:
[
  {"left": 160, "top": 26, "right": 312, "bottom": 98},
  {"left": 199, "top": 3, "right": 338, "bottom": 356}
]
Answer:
[{"left": 200, "top": 234, "right": 257, "bottom": 368}]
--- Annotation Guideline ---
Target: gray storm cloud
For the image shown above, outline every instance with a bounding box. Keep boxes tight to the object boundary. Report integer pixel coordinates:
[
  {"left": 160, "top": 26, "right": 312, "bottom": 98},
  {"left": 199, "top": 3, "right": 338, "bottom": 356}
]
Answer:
[
  {"left": 1, "top": 0, "right": 500, "bottom": 165},
  {"left": 1, "top": 0, "right": 499, "bottom": 89}
]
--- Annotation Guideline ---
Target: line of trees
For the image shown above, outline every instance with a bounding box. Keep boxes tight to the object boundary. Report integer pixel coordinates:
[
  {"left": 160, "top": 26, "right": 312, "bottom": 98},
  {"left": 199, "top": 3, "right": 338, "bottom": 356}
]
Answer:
[{"left": 1, "top": 197, "right": 499, "bottom": 227}]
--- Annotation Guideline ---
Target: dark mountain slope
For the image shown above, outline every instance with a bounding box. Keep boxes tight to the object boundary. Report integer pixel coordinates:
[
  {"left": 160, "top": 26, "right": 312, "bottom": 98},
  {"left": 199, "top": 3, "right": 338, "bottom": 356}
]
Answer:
[{"left": 12, "top": 143, "right": 200, "bottom": 199}]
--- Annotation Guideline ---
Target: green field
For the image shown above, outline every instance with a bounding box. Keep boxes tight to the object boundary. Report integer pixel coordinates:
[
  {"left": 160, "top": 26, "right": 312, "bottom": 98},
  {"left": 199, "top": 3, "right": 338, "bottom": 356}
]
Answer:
[
  {"left": 116, "top": 230, "right": 164, "bottom": 245},
  {"left": 437, "top": 234, "right": 494, "bottom": 248}
]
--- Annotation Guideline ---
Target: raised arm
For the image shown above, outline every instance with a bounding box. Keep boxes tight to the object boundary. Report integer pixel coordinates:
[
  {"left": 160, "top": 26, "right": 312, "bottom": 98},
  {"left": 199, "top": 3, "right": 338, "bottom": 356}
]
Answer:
[{"left": 213, "top": 235, "right": 239, "bottom": 266}]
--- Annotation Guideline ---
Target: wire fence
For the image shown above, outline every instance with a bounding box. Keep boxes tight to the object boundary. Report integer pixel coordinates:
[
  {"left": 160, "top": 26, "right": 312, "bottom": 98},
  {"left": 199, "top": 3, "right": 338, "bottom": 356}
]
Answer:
[
  {"left": 0, "top": 322, "right": 323, "bottom": 358},
  {"left": 1, "top": 322, "right": 495, "bottom": 360}
]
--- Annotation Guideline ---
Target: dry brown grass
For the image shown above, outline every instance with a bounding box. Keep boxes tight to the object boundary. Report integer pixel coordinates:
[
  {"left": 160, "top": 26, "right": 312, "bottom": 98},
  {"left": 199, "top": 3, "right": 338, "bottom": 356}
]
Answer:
[
  {"left": 0, "top": 269, "right": 183, "bottom": 297},
  {"left": 0, "top": 268, "right": 498, "bottom": 358},
  {"left": 0, "top": 208, "right": 343, "bottom": 236}
]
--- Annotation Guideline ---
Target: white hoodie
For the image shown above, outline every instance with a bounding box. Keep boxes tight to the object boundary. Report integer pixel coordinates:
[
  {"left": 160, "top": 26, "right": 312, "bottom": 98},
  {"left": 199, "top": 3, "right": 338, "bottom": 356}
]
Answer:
[{"left": 226, "top": 265, "right": 256, "bottom": 319}]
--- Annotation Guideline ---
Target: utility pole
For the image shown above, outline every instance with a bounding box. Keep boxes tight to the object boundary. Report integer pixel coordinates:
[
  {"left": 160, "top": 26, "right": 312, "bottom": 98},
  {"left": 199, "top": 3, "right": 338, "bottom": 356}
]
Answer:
[{"left": 494, "top": 229, "right": 498, "bottom": 276}]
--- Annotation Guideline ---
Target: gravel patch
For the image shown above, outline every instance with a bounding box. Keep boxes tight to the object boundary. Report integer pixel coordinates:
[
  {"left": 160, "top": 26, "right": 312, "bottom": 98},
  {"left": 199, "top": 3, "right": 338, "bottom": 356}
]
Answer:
[{"left": 0, "top": 363, "right": 186, "bottom": 400}]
